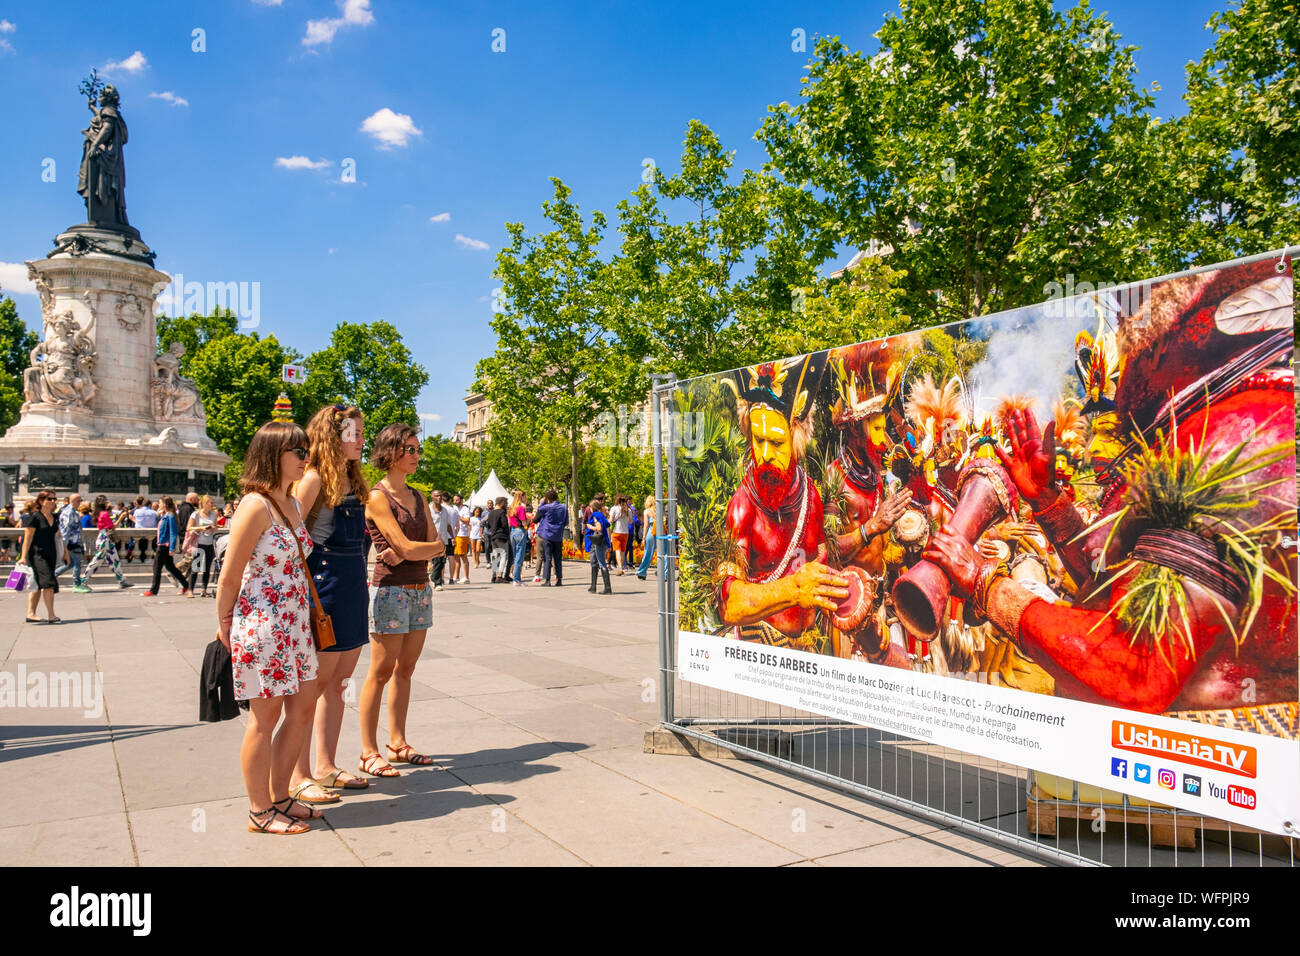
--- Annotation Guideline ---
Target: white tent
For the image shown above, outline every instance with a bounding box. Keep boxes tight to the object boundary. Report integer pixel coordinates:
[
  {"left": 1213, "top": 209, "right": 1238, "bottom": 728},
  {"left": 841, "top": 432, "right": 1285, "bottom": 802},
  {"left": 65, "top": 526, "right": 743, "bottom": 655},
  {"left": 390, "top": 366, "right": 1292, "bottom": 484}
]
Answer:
[{"left": 469, "top": 469, "right": 509, "bottom": 510}]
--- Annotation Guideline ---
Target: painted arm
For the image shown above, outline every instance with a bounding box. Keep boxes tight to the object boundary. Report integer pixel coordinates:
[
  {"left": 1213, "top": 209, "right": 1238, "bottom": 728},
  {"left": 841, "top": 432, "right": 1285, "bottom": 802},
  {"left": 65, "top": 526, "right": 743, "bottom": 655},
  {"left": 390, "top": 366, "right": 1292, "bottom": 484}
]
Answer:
[
  {"left": 924, "top": 529, "right": 1225, "bottom": 712},
  {"left": 833, "top": 488, "right": 913, "bottom": 562}
]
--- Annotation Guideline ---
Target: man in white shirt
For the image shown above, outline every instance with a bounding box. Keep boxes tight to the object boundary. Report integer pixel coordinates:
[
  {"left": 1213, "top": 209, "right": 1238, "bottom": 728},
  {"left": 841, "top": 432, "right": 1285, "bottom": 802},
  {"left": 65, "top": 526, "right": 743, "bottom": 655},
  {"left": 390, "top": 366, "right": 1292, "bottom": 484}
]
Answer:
[
  {"left": 452, "top": 493, "right": 472, "bottom": 583},
  {"left": 429, "top": 490, "right": 454, "bottom": 589},
  {"left": 132, "top": 496, "right": 158, "bottom": 563}
]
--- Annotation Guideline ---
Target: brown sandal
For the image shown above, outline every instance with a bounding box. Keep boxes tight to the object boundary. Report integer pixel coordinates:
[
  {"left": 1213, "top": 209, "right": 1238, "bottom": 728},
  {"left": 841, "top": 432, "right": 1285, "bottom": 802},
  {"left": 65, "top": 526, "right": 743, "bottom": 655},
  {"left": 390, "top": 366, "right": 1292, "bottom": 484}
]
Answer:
[
  {"left": 248, "top": 807, "right": 310, "bottom": 835},
  {"left": 387, "top": 743, "right": 435, "bottom": 766},
  {"left": 274, "top": 796, "right": 324, "bottom": 820},
  {"left": 359, "top": 752, "right": 400, "bottom": 777}
]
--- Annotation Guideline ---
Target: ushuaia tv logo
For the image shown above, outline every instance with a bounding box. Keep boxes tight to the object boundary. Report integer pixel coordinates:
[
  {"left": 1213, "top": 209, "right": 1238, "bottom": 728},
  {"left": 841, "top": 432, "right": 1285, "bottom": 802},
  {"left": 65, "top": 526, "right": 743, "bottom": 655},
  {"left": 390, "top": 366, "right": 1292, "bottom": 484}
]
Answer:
[{"left": 1111, "top": 721, "right": 1256, "bottom": 778}]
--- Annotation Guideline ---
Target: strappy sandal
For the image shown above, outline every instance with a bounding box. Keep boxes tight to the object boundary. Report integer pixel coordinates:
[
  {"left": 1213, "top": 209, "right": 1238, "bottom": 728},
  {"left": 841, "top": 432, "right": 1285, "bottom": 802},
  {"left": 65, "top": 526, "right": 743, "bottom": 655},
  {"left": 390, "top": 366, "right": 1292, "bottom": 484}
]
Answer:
[
  {"left": 248, "top": 806, "right": 310, "bottom": 835},
  {"left": 359, "top": 752, "right": 399, "bottom": 777},
  {"left": 387, "top": 743, "right": 435, "bottom": 766},
  {"left": 274, "top": 796, "right": 324, "bottom": 820}
]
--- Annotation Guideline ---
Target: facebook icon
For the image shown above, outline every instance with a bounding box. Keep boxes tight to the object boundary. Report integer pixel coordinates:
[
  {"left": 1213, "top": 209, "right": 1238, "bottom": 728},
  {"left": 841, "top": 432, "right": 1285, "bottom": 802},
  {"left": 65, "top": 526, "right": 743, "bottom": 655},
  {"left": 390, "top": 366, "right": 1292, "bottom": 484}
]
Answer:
[{"left": 1110, "top": 757, "right": 1127, "bottom": 779}]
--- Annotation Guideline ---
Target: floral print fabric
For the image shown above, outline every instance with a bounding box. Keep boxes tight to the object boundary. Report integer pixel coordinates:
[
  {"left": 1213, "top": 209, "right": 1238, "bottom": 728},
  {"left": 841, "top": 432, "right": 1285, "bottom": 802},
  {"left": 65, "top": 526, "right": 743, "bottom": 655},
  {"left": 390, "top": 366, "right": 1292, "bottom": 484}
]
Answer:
[{"left": 231, "top": 504, "right": 318, "bottom": 700}]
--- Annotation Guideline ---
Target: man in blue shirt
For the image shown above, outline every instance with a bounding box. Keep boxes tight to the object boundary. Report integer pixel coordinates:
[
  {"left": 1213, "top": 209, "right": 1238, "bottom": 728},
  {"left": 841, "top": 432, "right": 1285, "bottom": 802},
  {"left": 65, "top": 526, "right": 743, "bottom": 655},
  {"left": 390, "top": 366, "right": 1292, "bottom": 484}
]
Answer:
[
  {"left": 584, "top": 499, "right": 612, "bottom": 594},
  {"left": 534, "top": 489, "right": 569, "bottom": 587}
]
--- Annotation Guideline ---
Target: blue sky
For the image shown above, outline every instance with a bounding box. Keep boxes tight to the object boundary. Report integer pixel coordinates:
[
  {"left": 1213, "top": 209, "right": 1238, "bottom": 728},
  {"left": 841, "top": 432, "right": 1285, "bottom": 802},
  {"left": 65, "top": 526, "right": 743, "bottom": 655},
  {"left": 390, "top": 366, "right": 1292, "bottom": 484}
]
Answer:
[{"left": 0, "top": 0, "right": 1228, "bottom": 432}]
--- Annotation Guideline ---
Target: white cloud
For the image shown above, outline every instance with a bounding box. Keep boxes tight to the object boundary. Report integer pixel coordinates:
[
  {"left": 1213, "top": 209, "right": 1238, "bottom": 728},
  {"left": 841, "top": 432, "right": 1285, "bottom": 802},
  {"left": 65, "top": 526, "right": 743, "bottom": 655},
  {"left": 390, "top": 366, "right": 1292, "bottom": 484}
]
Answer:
[
  {"left": 275, "top": 155, "right": 331, "bottom": 170},
  {"left": 418, "top": 412, "right": 443, "bottom": 422},
  {"left": 303, "top": 0, "right": 374, "bottom": 47},
  {"left": 103, "top": 50, "right": 148, "bottom": 74},
  {"left": 0, "top": 20, "right": 13, "bottom": 54},
  {"left": 0, "top": 262, "right": 37, "bottom": 296},
  {"left": 0, "top": 20, "right": 16, "bottom": 32},
  {"left": 328, "top": 247, "right": 336, "bottom": 255},
  {"left": 455, "top": 234, "right": 490, "bottom": 251},
  {"left": 149, "top": 90, "right": 189, "bottom": 107},
  {"left": 359, "top": 107, "right": 421, "bottom": 149},
  {"left": 429, "top": 212, "right": 450, "bottom": 223}
]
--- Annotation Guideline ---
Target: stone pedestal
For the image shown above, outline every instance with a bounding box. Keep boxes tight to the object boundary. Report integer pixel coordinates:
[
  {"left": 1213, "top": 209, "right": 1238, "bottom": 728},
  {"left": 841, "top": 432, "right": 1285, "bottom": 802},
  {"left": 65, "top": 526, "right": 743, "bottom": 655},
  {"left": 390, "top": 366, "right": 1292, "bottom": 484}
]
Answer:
[{"left": 0, "top": 226, "right": 230, "bottom": 500}]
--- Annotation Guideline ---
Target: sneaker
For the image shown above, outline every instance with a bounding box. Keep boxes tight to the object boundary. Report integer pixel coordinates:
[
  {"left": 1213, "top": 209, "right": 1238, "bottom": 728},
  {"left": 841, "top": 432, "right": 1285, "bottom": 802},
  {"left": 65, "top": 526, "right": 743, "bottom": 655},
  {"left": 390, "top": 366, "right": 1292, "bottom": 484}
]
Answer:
[
  {"left": 142, "top": 590, "right": 156, "bottom": 597},
  {"left": 434, "top": 585, "right": 444, "bottom": 591},
  {"left": 532, "top": 576, "right": 542, "bottom": 583},
  {"left": 119, "top": 581, "right": 133, "bottom": 589},
  {"left": 74, "top": 584, "right": 91, "bottom": 593},
  {"left": 512, "top": 581, "right": 522, "bottom": 587}
]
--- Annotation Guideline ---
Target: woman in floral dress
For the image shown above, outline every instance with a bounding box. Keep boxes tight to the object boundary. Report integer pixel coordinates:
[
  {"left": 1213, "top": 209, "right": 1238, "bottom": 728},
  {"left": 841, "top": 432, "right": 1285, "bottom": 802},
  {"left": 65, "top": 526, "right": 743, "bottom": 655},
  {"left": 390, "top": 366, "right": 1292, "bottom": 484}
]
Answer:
[{"left": 215, "top": 420, "right": 323, "bottom": 835}]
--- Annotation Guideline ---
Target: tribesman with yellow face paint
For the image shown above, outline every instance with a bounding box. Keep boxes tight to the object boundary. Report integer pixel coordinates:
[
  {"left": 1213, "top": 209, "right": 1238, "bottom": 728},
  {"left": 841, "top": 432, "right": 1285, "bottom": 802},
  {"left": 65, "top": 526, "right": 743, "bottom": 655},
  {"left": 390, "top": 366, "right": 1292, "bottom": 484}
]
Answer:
[{"left": 717, "top": 354, "right": 850, "bottom": 652}]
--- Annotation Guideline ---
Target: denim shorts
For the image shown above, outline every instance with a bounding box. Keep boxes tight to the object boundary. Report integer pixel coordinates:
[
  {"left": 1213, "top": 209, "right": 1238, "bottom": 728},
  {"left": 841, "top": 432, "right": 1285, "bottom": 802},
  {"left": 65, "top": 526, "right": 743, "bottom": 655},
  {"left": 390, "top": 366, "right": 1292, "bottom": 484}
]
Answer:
[{"left": 368, "top": 583, "right": 433, "bottom": 636}]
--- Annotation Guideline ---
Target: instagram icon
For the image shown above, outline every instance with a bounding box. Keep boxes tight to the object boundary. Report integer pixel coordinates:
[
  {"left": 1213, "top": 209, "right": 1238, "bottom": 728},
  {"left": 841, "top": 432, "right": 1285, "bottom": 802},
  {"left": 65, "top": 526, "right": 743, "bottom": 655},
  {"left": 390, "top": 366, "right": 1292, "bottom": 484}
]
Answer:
[{"left": 1157, "top": 768, "right": 1176, "bottom": 789}]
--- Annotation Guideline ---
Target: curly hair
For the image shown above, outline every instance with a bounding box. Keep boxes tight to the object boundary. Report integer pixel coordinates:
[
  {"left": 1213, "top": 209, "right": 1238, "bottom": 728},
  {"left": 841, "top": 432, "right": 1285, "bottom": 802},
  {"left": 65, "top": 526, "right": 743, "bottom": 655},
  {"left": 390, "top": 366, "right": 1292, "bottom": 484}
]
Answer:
[{"left": 305, "top": 405, "right": 369, "bottom": 507}]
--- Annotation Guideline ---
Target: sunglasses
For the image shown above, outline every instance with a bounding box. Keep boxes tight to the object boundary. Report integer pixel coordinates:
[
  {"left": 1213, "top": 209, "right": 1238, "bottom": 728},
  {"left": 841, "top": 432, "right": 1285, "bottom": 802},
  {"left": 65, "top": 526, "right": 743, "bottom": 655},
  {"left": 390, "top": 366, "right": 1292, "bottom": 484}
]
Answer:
[
  {"left": 289, "top": 447, "right": 309, "bottom": 461},
  {"left": 403, "top": 444, "right": 421, "bottom": 456}
]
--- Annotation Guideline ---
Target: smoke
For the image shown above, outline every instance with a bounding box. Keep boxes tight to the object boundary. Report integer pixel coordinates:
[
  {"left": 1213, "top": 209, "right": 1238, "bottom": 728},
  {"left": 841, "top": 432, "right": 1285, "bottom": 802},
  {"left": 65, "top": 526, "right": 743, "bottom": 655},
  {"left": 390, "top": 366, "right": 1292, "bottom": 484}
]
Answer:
[{"left": 967, "top": 300, "right": 1095, "bottom": 424}]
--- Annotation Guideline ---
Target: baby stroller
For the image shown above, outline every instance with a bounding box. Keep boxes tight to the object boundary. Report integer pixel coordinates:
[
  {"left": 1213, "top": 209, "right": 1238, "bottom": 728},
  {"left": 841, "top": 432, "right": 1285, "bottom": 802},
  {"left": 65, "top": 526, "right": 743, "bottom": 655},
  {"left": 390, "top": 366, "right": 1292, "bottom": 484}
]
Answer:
[{"left": 210, "top": 533, "right": 230, "bottom": 589}]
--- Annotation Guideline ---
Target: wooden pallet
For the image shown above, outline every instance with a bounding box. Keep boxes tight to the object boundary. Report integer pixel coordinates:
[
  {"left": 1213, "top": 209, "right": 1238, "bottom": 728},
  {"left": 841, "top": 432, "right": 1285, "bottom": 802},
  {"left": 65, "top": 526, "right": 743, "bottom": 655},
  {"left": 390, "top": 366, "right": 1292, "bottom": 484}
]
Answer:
[{"left": 1025, "top": 784, "right": 1290, "bottom": 849}]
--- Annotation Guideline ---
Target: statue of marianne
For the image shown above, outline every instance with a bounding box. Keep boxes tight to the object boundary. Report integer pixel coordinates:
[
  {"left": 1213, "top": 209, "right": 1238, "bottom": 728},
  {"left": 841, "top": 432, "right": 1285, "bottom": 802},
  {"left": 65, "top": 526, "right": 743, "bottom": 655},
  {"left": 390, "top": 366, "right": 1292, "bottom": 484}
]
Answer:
[{"left": 77, "top": 83, "right": 132, "bottom": 231}]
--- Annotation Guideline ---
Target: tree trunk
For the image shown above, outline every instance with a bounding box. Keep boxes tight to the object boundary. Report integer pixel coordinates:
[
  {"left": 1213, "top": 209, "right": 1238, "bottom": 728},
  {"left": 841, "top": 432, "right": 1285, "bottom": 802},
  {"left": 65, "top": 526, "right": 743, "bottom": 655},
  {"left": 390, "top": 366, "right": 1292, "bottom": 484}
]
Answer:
[{"left": 570, "top": 427, "right": 580, "bottom": 543}]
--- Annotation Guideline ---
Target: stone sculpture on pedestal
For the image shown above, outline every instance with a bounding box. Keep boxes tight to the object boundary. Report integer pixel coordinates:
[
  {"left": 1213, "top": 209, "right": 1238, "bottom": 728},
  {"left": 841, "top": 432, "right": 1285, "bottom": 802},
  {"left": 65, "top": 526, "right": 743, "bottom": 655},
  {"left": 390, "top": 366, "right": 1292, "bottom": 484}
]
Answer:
[
  {"left": 22, "top": 309, "right": 98, "bottom": 410},
  {"left": 0, "top": 79, "right": 230, "bottom": 501},
  {"left": 151, "top": 342, "right": 204, "bottom": 421}
]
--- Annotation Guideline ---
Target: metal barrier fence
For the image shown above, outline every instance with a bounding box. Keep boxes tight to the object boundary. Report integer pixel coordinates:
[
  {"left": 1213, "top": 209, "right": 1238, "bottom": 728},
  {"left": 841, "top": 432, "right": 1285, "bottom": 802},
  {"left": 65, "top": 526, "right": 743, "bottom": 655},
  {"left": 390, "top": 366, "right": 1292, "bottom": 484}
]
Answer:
[{"left": 650, "top": 376, "right": 1298, "bottom": 868}]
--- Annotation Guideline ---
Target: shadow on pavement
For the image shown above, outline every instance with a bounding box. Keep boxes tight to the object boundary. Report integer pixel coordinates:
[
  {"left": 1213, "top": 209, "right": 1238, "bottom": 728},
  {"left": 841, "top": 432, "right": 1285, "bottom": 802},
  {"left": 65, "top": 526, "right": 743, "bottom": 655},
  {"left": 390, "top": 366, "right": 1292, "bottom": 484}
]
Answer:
[{"left": 0, "top": 722, "right": 194, "bottom": 761}]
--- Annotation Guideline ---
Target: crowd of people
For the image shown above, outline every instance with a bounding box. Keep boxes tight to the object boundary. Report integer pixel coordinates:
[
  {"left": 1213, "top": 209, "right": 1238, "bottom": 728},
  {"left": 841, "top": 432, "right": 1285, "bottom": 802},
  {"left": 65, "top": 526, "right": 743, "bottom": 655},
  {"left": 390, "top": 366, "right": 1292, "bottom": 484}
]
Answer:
[
  {"left": 3, "top": 490, "right": 243, "bottom": 623},
  {"left": 4, "top": 406, "right": 657, "bottom": 834}
]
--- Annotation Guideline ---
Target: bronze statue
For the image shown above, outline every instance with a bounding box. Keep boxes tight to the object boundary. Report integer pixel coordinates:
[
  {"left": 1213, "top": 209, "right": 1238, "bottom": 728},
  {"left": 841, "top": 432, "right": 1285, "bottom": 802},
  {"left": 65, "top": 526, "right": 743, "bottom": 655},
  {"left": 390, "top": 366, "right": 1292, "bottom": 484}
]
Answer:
[{"left": 77, "top": 82, "right": 132, "bottom": 232}]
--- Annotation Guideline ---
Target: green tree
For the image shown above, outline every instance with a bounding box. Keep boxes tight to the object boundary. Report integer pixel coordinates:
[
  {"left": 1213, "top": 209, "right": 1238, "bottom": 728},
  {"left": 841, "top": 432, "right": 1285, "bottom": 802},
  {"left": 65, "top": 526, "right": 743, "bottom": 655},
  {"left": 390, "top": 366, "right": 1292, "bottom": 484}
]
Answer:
[
  {"left": 297, "top": 321, "right": 429, "bottom": 451},
  {"left": 764, "top": 258, "right": 916, "bottom": 358},
  {"left": 609, "top": 120, "right": 831, "bottom": 379},
  {"left": 413, "top": 433, "right": 475, "bottom": 496},
  {"left": 156, "top": 308, "right": 239, "bottom": 375},
  {"left": 0, "top": 293, "right": 38, "bottom": 435},
  {"left": 475, "top": 178, "right": 639, "bottom": 538},
  {"left": 758, "top": 0, "right": 1164, "bottom": 323},
  {"left": 187, "top": 331, "right": 302, "bottom": 484},
  {"left": 479, "top": 418, "right": 573, "bottom": 499},
  {"left": 1152, "top": 0, "right": 1299, "bottom": 267}
]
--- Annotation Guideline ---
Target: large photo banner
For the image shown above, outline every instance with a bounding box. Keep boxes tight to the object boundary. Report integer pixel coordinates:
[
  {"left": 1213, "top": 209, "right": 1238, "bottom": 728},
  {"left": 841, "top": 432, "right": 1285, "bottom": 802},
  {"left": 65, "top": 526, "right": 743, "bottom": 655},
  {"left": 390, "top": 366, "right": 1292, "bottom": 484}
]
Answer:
[{"left": 674, "top": 252, "right": 1298, "bottom": 835}]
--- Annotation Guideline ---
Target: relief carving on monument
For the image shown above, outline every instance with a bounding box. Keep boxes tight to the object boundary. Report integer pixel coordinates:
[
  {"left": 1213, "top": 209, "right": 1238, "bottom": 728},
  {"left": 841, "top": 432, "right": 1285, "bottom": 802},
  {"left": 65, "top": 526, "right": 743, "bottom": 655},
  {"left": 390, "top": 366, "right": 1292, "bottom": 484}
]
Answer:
[
  {"left": 151, "top": 341, "right": 205, "bottom": 422},
  {"left": 115, "top": 291, "right": 147, "bottom": 330},
  {"left": 22, "top": 309, "right": 98, "bottom": 410}
]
